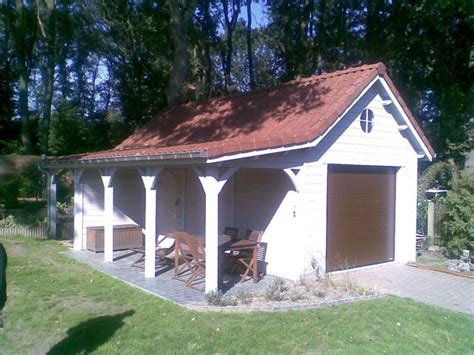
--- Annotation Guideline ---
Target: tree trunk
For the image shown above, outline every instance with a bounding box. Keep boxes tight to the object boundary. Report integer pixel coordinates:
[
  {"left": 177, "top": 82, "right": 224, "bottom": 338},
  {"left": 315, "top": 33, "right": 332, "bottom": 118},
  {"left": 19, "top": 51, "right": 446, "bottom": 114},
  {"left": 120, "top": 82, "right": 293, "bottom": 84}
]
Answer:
[
  {"left": 221, "top": 0, "right": 241, "bottom": 93},
  {"left": 246, "top": 0, "right": 254, "bottom": 90},
  {"left": 202, "top": 0, "right": 213, "bottom": 98},
  {"left": 167, "top": 0, "right": 197, "bottom": 106},
  {"left": 15, "top": 0, "right": 33, "bottom": 154},
  {"left": 39, "top": 0, "right": 56, "bottom": 157}
]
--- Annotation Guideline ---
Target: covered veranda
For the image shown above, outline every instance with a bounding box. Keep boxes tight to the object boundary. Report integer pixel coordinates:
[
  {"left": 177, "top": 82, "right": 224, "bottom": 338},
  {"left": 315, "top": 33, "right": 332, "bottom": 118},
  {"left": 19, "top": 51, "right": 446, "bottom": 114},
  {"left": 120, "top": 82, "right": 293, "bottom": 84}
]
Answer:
[{"left": 47, "top": 157, "right": 303, "bottom": 294}]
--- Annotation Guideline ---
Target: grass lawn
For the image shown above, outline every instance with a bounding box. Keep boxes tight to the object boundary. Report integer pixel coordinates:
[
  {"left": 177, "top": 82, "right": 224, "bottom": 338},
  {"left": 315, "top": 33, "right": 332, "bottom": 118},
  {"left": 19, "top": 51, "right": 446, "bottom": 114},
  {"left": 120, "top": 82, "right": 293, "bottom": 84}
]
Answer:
[
  {"left": 1, "top": 236, "right": 473, "bottom": 354},
  {"left": 417, "top": 249, "right": 451, "bottom": 269}
]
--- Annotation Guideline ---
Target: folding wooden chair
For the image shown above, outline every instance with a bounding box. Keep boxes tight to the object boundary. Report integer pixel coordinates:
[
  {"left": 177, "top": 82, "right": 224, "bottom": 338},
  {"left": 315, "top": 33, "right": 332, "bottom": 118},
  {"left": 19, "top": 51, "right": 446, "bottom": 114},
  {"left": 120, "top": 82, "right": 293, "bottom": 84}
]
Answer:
[
  {"left": 172, "top": 231, "right": 195, "bottom": 282},
  {"left": 229, "top": 230, "right": 265, "bottom": 283},
  {"left": 185, "top": 235, "right": 206, "bottom": 291}
]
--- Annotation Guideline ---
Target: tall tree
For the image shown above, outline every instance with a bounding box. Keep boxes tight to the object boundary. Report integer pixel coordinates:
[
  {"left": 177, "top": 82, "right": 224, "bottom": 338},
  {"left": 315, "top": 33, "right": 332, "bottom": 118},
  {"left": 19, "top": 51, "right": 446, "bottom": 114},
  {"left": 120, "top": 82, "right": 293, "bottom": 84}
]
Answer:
[
  {"left": 11, "top": 0, "right": 37, "bottom": 154},
  {"left": 219, "top": 0, "right": 242, "bottom": 92},
  {"left": 245, "top": 0, "right": 254, "bottom": 90},
  {"left": 36, "top": 0, "right": 56, "bottom": 156},
  {"left": 167, "top": 0, "right": 198, "bottom": 105}
]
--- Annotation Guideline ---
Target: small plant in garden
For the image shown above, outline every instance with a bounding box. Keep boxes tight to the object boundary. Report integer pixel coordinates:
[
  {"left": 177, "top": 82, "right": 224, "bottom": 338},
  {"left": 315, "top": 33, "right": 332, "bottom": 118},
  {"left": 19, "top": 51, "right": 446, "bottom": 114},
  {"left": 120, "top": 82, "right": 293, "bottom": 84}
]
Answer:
[
  {"left": 289, "top": 290, "right": 305, "bottom": 302},
  {"left": 0, "top": 215, "right": 18, "bottom": 228},
  {"left": 310, "top": 256, "right": 324, "bottom": 280},
  {"left": 235, "top": 288, "right": 252, "bottom": 305},
  {"left": 314, "top": 289, "right": 327, "bottom": 298},
  {"left": 265, "top": 277, "right": 287, "bottom": 301},
  {"left": 205, "top": 290, "right": 237, "bottom": 306}
]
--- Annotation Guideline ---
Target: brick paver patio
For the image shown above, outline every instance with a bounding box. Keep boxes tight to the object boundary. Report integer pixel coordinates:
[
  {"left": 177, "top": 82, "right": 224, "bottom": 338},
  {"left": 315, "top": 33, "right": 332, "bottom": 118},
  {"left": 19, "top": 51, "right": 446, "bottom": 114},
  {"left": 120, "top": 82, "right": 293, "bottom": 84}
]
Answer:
[
  {"left": 337, "top": 263, "right": 474, "bottom": 315},
  {"left": 67, "top": 249, "right": 278, "bottom": 307}
]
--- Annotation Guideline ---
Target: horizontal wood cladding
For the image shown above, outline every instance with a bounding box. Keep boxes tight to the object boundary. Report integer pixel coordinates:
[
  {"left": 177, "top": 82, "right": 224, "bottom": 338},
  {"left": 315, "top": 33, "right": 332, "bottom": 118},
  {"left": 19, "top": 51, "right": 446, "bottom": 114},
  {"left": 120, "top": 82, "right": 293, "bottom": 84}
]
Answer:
[
  {"left": 326, "top": 165, "right": 396, "bottom": 272},
  {"left": 86, "top": 225, "right": 142, "bottom": 252}
]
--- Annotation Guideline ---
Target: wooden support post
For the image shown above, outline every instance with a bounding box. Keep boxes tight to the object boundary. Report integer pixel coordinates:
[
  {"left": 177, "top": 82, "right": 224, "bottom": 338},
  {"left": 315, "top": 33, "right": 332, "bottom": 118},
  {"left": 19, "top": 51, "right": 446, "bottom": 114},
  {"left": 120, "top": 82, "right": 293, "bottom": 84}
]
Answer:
[
  {"left": 195, "top": 166, "right": 237, "bottom": 293},
  {"left": 73, "top": 170, "right": 84, "bottom": 251},
  {"left": 48, "top": 174, "right": 57, "bottom": 239},
  {"left": 100, "top": 168, "right": 116, "bottom": 262},
  {"left": 139, "top": 167, "right": 162, "bottom": 278}
]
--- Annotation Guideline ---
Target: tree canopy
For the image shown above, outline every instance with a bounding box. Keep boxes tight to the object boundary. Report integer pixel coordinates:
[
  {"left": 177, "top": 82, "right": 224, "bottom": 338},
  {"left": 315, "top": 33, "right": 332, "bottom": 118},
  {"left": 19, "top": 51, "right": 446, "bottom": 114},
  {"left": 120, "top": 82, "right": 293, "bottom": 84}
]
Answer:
[{"left": 0, "top": 0, "right": 472, "bottom": 164}]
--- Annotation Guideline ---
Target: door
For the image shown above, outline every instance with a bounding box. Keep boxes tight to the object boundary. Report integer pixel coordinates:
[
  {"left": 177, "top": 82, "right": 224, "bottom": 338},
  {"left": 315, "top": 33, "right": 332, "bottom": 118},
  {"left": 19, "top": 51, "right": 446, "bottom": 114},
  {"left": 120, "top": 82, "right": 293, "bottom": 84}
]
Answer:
[{"left": 326, "top": 165, "right": 396, "bottom": 272}]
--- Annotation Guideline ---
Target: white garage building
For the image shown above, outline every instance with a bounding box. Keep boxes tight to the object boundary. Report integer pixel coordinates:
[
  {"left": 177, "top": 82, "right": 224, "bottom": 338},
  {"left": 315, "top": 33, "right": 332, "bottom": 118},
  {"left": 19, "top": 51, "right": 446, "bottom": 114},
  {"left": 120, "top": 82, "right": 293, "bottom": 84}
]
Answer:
[{"left": 48, "top": 63, "right": 434, "bottom": 293}]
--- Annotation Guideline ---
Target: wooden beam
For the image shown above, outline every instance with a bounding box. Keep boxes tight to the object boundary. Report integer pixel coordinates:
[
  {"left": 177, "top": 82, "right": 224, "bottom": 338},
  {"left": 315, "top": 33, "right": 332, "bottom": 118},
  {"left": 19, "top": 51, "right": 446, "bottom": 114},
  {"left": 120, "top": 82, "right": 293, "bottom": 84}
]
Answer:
[
  {"left": 139, "top": 167, "right": 162, "bottom": 278},
  {"left": 73, "top": 169, "right": 84, "bottom": 251},
  {"left": 100, "top": 168, "right": 117, "bottom": 262},
  {"left": 194, "top": 166, "right": 238, "bottom": 292}
]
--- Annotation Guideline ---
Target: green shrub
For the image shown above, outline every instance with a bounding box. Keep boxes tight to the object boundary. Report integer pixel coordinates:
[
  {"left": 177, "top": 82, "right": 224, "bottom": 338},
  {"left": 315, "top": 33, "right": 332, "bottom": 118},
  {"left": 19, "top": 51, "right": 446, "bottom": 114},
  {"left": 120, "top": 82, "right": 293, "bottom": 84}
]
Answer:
[
  {"left": 235, "top": 288, "right": 252, "bottom": 305},
  {"left": 19, "top": 164, "right": 44, "bottom": 199},
  {"left": 264, "top": 278, "right": 287, "bottom": 301},
  {"left": 439, "top": 172, "right": 474, "bottom": 257},
  {"left": 417, "top": 200, "right": 428, "bottom": 234},
  {"left": 0, "top": 215, "right": 18, "bottom": 228},
  {"left": 205, "top": 290, "right": 237, "bottom": 306},
  {"left": 0, "top": 174, "right": 20, "bottom": 208}
]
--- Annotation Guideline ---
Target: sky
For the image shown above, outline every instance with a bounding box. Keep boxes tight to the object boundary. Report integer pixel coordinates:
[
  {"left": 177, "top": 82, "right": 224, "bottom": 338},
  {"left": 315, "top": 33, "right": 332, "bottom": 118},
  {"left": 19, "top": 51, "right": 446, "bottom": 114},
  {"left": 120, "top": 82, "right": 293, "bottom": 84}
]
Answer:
[{"left": 239, "top": 1, "right": 268, "bottom": 29}]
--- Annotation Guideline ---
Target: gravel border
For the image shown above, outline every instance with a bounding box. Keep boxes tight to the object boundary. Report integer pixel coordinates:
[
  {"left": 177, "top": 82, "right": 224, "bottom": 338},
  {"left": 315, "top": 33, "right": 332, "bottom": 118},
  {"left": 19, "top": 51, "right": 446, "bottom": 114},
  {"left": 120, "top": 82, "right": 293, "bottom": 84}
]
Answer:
[{"left": 188, "top": 293, "right": 385, "bottom": 312}]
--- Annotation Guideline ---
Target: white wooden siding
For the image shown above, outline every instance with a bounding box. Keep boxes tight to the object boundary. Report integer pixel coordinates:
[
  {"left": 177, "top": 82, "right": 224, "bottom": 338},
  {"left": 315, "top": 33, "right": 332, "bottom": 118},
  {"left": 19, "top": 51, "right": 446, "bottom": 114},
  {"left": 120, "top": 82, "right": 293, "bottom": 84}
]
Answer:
[
  {"left": 82, "top": 169, "right": 143, "bottom": 239},
  {"left": 299, "top": 87, "right": 419, "bottom": 275}
]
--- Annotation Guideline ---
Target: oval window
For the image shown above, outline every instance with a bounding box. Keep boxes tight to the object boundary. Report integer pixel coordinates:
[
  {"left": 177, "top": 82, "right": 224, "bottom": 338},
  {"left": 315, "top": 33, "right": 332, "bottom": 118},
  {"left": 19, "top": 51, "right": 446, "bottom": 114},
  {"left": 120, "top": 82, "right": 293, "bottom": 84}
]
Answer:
[{"left": 360, "top": 109, "right": 374, "bottom": 133}]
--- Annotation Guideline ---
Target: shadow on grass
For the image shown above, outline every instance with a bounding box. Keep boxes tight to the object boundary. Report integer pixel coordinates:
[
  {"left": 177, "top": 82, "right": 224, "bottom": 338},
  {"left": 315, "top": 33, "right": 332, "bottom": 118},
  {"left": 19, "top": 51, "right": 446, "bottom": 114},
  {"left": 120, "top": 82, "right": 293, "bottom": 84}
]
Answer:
[{"left": 47, "top": 310, "right": 135, "bottom": 354}]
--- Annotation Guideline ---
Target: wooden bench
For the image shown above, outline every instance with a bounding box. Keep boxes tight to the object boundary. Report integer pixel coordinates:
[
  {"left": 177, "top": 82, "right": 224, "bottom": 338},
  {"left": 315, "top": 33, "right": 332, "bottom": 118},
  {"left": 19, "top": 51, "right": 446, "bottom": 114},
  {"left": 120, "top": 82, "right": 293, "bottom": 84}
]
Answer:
[{"left": 86, "top": 225, "right": 142, "bottom": 252}]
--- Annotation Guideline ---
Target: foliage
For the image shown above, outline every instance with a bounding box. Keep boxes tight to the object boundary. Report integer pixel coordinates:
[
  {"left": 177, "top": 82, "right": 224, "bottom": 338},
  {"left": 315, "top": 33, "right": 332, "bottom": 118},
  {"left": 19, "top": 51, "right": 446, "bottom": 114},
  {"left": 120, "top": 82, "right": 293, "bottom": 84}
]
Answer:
[
  {"left": 19, "top": 164, "right": 44, "bottom": 199},
  {"left": 417, "top": 161, "right": 455, "bottom": 203},
  {"left": 0, "top": 215, "right": 18, "bottom": 228},
  {"left": 417, "top": 200, "right": 429, "bottom": 235},
  {"left": 264, "top": 277, "right": 287, "bottom": 301},
  {"left": 0, "top": 201, "right": 47, "bottom": 227},
  {"left": 205, "top": 290, "right": 237, "bottom": 306},
  {"left": 439, "top": 172, "right": 474, "bottom": 257},
  {"left": 235, "top": 287, "right": 252, "bottom": 305},
  {"left": 0, "top": 0, "right": 472, "bottom": 161},
  {"left": 0, "top": 174, "right": 20, "bottom": 209},
  {"left": 2, "top": 236, "right": 474, "bottom": 354}
]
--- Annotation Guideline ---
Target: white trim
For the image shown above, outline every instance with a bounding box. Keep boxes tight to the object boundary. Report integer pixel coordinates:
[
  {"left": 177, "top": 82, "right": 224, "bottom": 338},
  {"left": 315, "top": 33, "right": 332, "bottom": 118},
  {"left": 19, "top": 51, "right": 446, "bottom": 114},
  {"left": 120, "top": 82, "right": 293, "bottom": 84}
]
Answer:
[
  {"left": 48, "top": 174, "right": 57, "bottom": 239},
  {"left": 139, "top": 167, "right": 162, "bottom": 278},
  {"left": 327, "top": 260, "right": 400, "bottom": 276},
  {"left": 283, "top": 168, "right": 302, "bottom": 192},
  {"left": 206, "top": 76, "right": 432, "bottom": 164},
  {"left": 378, "top": 78, "right": 433, "bottom": 161},
  {"left": 73, "top": 169, "right": 84, "bottom": 251},
  {"left": 206, "top": 77, "right": 380, "bottom": 164},
  {"left": 100, "top": 169, "right": 117, "bottom": 263}
]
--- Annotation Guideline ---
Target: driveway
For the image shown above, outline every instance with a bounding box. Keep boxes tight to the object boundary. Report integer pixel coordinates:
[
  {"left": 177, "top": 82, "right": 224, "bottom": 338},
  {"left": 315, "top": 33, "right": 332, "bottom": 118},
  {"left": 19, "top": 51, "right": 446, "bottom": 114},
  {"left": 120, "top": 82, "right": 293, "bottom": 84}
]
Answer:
[{"left": 337, "top": 263, "right": 474, "bottom": 315}]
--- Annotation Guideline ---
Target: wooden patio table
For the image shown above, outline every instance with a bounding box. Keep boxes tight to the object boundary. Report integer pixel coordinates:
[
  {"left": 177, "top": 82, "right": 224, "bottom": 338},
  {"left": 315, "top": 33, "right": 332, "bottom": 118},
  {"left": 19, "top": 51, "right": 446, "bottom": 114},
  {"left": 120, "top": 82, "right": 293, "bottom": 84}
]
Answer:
[{"left": 228, "top": 239, "right": 259, "bottom": 283}]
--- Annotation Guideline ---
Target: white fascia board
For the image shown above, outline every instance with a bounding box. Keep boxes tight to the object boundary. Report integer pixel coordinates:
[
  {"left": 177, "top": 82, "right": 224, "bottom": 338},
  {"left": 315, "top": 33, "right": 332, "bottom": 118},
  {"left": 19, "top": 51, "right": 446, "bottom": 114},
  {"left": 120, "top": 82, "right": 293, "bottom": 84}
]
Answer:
[
  {"left": 206, "top": 76, "right": 380, "bottom": 164},
  {"left": 378, "top": 77, "right": 433, "bottom": 161}
]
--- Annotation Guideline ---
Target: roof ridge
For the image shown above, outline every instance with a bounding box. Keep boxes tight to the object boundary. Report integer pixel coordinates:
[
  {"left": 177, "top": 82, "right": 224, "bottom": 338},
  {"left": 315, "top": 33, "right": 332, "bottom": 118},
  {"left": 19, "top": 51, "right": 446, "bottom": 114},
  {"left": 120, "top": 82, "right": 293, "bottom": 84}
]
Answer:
[{"left": 166, "top": 62, "right": 385, "bottom": 111}]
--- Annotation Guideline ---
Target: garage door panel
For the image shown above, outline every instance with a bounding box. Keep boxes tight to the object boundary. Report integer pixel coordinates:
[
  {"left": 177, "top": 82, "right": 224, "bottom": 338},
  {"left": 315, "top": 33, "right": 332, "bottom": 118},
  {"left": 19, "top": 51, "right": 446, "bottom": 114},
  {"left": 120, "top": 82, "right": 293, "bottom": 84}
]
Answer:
[{"left": 326, "top": 165, "right": 396, "bottom": 272}]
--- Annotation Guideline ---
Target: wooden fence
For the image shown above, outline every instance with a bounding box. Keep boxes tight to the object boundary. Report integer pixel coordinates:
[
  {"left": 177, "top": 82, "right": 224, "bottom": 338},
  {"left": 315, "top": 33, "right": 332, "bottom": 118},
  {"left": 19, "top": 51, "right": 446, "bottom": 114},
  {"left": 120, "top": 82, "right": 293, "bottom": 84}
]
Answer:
[{"left": 0, "top": 226, "right": 48, "bottom": 238}]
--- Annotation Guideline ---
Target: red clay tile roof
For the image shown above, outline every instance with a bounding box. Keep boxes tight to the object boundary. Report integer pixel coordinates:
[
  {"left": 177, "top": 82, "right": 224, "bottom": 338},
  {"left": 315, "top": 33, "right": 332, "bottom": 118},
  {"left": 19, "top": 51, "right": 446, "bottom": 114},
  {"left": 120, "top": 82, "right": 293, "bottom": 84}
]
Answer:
[{"left": 63, "top": 62, "right": 434, "bottom": 161}]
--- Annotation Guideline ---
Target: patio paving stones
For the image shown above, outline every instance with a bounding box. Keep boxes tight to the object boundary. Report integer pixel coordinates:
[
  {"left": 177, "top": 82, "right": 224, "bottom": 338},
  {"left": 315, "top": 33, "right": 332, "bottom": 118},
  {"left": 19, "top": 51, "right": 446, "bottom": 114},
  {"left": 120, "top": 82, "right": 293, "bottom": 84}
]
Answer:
[
  {"left": 66, "top": 248, "right": 279, "bottom": 307},
  {"left": 336, "top": 263, "right": 474, "bottom": 315}
]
